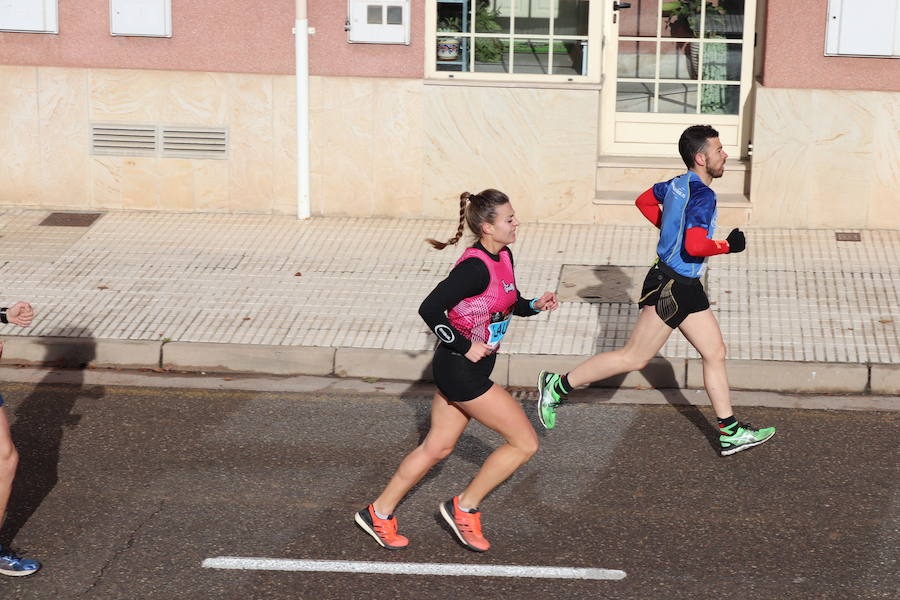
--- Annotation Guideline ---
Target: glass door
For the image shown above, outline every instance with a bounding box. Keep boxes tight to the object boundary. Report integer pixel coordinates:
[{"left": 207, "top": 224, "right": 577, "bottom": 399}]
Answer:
[{"left": 600, "top": 0, "right": 756, "bottom": 157}]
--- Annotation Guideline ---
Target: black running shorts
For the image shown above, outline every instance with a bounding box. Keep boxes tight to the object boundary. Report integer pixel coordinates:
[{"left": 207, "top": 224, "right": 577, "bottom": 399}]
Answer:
[
  {"left": 637, "top": 263, "right": 710, "bottom": 328},
  {"left": 432, "top": 344, "right": 497, "bottom": 403}
]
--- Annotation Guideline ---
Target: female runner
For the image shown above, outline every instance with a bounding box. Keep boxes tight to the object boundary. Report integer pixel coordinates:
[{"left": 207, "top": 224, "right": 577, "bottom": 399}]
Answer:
[{"left": 355, "top": 189, "right": 558, "bottom": 552}]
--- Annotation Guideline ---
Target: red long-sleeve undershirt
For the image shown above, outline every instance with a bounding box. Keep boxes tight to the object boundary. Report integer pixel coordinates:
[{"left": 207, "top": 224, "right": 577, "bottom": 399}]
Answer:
[
  {"left": 634, "top": 188, "right": 730, "bottom": 257},
  {"left": 635, "top": 188, "right": 661, "bottom": 228},
  {"left": 685, "top": 227, "right": 730, "bottom": 257}
]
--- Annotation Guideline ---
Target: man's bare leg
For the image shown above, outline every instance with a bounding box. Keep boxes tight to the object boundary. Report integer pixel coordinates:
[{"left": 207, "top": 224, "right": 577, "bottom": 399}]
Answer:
[
  {"left": 567, "top": 306, "right": 674, "bottom": 388},
  {"left": 677, "top": 309, "right": 732, "bottom": 419},
  {"left": 537, "top": 307, "right": 673, "bottom": 429}
]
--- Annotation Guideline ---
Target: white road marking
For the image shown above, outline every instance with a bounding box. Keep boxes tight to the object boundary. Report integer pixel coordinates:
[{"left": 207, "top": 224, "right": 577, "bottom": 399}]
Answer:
[{"left": 202, "top": 557, "right": 626, "bottom": 580}]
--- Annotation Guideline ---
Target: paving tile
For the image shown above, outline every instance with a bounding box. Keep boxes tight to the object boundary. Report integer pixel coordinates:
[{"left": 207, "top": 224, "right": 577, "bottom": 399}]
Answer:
[{"left": 0, "top": 208, "right": 895, "bottom": 379}]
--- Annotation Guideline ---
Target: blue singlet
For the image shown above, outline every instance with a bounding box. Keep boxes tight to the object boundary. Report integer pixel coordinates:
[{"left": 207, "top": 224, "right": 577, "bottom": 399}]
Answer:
[{"left": 653, "top": 171, "right": 718, "bottom": 279}]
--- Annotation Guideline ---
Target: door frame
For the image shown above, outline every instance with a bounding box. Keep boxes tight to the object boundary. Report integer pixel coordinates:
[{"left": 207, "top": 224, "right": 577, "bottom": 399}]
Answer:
[{"left": 599, "top": 0, "right": 758, "bottom": 159}]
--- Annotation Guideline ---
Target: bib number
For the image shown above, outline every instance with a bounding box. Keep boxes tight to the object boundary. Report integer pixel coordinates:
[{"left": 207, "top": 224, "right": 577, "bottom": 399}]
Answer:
[{"left": 487, "top": 315, "right": 511, "bottom": 347}]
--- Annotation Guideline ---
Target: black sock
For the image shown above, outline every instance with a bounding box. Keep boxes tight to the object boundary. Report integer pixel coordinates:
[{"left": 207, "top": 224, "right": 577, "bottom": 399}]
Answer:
[
  {"left": 717, "top": 415, "right": 737, "bottom": 433},
  {"left": 556, "top": 374, "right": 574, "bottom": 395}
]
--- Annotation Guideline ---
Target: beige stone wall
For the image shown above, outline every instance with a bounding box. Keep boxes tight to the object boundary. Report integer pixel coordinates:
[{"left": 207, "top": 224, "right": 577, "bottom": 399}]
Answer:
[
  {"left": 421, "top": 84, "right": 600, "bottom": 224},
  {"left": 750, "top": 86, "right": 899, "bottom": 229},
  {"left": 310, "top": 78, "right": 600, "bottom": 222},
  {"left": 0, "top": 66, "right": 297, "bottom": 214},
  {"left": 6, "top": 66, "right": 895, "bottom": 230},
  {"left": 0, "top": 67, "right": 600, "bottom": 221}
]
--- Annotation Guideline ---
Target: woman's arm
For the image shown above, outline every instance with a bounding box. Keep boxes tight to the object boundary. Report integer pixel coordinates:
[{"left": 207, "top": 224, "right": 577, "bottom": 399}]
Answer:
[{"left": 418, "top": 259, "right": 488, "bottom": 354}]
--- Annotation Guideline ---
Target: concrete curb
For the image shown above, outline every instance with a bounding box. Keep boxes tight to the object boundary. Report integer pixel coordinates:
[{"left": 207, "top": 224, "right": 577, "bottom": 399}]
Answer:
[
  {"left": 871, "top": 364, "right": 900, "bottom": 395},
  {"left": 334, "top": 348, "right": 434, "bottom": 380},
  {"left": 0, "top": 336, "right": 897, "bottom": 396},
  {"left": 1, "top": 336, "right": 160, "bottom": 369},
  {"left": 162, "top": 341, "right": 334, "bottom": 376},
  {"left": 687, "top": 359, "right": 871, "bottom": 394}
]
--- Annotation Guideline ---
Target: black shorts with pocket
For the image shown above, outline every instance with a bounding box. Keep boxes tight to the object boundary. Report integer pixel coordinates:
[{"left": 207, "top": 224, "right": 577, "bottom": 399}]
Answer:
[
  {"left": 432, "top": 344, "right": 497, "bottom": 403},
  {"left": 637, "top": 262, "right": 710, "bottom": 328}
]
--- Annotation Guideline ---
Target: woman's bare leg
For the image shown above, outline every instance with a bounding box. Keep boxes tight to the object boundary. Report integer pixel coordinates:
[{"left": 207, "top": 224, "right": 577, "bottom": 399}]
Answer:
[
  {"left": 372, "top": 392, "right": 469, "bottom": 515},
  {"left": 454, "top": 384, "right": 539, "bottom": 509}
]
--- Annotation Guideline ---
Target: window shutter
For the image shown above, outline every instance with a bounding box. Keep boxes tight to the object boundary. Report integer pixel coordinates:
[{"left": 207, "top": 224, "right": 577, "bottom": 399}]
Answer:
[
  {"left": 0, "top": 0, "right": 58, "bottom": 33},
  {"left": 825, "top": 0, "right": 900, "bottom": 57}
]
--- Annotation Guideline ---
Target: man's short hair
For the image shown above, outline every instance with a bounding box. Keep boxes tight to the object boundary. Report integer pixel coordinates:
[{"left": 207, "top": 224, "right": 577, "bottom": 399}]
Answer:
[{"left": 679, "top": 125, "right": 719, "bottom": 169}]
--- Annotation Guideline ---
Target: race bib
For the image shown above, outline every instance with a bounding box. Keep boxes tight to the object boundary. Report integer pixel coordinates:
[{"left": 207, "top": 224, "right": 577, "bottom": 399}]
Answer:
[{"left": 487, "top": 313, "right": 512, "bottom": 348}]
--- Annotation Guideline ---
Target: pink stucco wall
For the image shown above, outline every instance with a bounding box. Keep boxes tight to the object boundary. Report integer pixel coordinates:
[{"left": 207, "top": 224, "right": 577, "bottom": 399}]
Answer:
[
  {"left": 0, "top": 0, "right": 426, "bottom": 77},
  {"left": 762, "top": 0, "right": 898, "bottom": 91},
  {"left": 308, "top": 0, "right": 424, "bottom": 78},
  {"left": 0, "top": 0, "right": 296, "bottom": 74}
]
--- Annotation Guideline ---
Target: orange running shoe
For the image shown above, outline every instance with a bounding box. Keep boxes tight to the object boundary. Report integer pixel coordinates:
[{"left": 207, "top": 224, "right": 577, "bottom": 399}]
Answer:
[
  {"left": 439, "top": 496, "right": 490, "bottom": 552},
  {"left": 354, "top": 505, "right": 409, "bottom": 550}
]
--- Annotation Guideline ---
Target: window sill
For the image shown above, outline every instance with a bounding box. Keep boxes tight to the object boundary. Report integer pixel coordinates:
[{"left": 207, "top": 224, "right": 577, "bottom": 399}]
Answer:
[{"left": 424, "top": 78, "right": 602, "bottom": 91}]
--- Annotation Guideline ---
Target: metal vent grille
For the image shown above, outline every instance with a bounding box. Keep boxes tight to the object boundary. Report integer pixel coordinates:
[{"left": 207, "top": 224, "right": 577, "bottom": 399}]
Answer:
[
  {"left": 91, "top": 123, "right": 157, "bottom": 157},
  {"left": 161, "top": 127, "right": 228, "bottom": 159},
  {"left": 40, "top": 212, "right": 104, "bottom": 227}
]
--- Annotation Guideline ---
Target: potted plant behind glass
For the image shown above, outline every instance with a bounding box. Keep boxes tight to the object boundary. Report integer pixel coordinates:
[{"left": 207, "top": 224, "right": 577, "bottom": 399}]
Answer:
[
  {"left": 474, "top": 1, "right": 503, "bottom": 64},
  {"left": 663, "top": 0, "right": 733, "bottom": 111},
  {"left": 437, "top": 16, "right": 461, "bottom": 61},
  {"left": 662, "top": 0, "right": 720, "bottom": 79}
]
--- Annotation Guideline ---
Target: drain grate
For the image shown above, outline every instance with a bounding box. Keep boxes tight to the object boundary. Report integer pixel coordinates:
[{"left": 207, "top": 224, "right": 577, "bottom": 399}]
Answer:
[
  {"left": 835, "top": 232, "right": 861, "bottom": 242},
  {"left": 39, "top": 212, "right": 104, "bottom": 227}
]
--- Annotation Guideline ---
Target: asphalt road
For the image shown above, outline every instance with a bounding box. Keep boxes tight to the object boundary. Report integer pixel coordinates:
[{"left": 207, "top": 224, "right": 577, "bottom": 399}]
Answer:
[{"left": 0, "top": 374, "right": 896, "bottom": 599}]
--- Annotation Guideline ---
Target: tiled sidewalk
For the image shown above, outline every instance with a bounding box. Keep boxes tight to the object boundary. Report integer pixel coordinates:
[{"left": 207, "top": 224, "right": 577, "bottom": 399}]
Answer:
[{"left": 0, "top": 208, "right": 897, "bottom": 391}]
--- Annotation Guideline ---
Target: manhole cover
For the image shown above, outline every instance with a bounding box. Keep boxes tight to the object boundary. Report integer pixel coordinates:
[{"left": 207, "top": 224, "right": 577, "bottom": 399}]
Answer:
[
  {"left": 39, "top": 212, "right": 104, "bottom": 227},
  {"left": 558, "top": 264, "right": 645, "bottom": 303}
]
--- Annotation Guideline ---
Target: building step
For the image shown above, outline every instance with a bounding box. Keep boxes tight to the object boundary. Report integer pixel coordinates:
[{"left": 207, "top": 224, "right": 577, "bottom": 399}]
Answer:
[
  {"left": 596, "top": 155, "right": 749, "bottom": 171},
  {"left": 596, "top": 155, "right": 750, "bottom": 196},
  {"left": 592, "top": 192, "right": 752, "bottom": 227}
]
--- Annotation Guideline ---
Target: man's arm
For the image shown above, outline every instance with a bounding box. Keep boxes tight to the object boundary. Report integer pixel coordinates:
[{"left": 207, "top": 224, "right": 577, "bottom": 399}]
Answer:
[
  {"left": 684, "top": 227, "right": 730, "bottom": 256},
  {"left": 635, "top": 187, "right": 662, "bottom": 228}
]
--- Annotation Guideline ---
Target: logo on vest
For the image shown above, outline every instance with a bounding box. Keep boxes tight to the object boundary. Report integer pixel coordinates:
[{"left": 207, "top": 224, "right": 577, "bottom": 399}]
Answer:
[
  {"left": 434, "top": 324, "right": 455, "bottom": 344},
  {"left": 502, "top": 280, "right": 515, "bottom": 293}
]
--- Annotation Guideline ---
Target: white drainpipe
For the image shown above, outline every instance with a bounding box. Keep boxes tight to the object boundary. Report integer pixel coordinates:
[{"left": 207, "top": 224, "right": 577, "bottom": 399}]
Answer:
[{"left": 295, "top": 0, "right": 311, "bottom": 219}]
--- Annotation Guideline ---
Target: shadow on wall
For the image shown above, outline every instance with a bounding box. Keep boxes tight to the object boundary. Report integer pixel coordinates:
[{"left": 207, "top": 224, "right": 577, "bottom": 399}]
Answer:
[{"left": 0, "top": 332, "right": 103, "bottom": 547}]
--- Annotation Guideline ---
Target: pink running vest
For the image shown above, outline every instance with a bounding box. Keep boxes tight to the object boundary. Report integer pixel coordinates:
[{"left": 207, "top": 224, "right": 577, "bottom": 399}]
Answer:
[{"left": 447, "top": 247, "right": 518, "bottom": 352}]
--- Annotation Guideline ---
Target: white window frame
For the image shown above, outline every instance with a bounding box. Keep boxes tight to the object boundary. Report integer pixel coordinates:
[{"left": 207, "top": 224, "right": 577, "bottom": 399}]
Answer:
[
  {"left": 0, "top": 0, "right": 58, "bottom": 34},
  {"left": 347, "top": 0, "right": 411, "bottom": 45},
  {"left": 426, "top": 1, "right": 602, "bottom": 83},
  {"left": 825, "top": 0, "right": 900, "bottom": 58},
  {"left": 110, "top": 0, "right": 172, "bottom": 38}
]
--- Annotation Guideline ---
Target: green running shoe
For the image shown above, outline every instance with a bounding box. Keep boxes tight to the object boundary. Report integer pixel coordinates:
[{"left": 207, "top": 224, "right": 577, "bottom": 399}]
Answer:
[
  {"left": 537, "top": 370, "right": 565, "bottom": 430},
  {"left": 719, "top": 422, "right": 776, "bottom": 456}
]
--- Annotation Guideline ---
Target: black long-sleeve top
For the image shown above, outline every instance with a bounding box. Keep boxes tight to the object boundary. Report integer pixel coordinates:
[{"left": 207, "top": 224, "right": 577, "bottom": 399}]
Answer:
[{"left": 418, "top": 242, "right": 539, "bottom": 354}]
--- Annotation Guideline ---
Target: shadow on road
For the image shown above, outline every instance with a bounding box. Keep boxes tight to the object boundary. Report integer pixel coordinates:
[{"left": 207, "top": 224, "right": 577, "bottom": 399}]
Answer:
[{"left": 1, "top": 332, "right": 103, "bottom": 547}]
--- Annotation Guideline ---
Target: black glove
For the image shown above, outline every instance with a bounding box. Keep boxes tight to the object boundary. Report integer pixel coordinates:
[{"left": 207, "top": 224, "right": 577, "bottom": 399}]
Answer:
[{"left": 726, "top": 228, "right": 746, "bottom": 253}]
